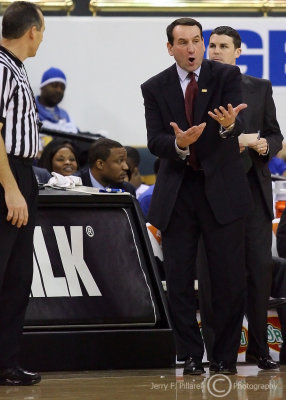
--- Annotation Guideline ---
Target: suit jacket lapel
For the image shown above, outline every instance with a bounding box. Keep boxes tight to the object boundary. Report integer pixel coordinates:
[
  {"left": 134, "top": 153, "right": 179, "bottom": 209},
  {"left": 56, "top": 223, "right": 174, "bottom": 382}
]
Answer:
[
  {"left": 162, "top": 64, "right": 189, "bottom": 129},
  {"left": 81, "top": 169, "right": 92, "bottom": 186},
  {"left": 162, "top": 61, "right": 218, "bottom": 127},
  {"left": 241, "top": 74, "right": 256, "bottom": 101}
]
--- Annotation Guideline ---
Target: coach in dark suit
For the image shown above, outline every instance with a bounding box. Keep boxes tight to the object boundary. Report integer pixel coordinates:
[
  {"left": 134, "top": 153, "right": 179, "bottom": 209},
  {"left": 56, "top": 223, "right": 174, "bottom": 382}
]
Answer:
[
  {"left": 206, "top": 26, "right": 283, "bottom": 370},
  {"left": 78, "top": 138, "right": 136, "bottom": 196},
  {"left": 141, "top": 17, "right": 252, "bottom": 375}
]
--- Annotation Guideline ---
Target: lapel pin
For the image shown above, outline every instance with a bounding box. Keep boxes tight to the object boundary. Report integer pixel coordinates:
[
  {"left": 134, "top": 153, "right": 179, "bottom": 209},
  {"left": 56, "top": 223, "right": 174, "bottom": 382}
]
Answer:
[{"left": 201, "top": 89, "right": 207, "bottom": 92}]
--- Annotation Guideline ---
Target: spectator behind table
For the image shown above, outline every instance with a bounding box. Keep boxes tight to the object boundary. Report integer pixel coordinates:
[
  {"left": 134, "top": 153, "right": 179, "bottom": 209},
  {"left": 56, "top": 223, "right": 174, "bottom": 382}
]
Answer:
[
  {"left": 277, "top": 141, "right": 286, "bottom": 160},
  {"left": 125, "top": 146, "right": 149, "bottom": 198},
  {"left": 78, "top": 138, "right": 136, "bottom": 195},
  {"left": 138, "top": 158, "right": 160, "bottom": 218},
  {"left": 269, "top": 156, "right": 286, "bottom": 176},
  {"left": 36, "top": 67, "right": 105, "bottom": 168},
  {"left": 36, "top": 67, "right": 78, "bottom": 134},
  {"left": 37, "top": 139, "right": 79, "bottom": 176}
]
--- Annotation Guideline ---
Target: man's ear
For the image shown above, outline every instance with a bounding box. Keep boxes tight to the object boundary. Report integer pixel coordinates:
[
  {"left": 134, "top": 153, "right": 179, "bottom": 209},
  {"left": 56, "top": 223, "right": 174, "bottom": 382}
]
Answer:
[
  {"left": 132, "top": 166, "right": 140, "bottom": 177},
  {"left": 28, "top": 25, "right": 37, "bottom": 40},
  {"left": 235, "top": 47, "right": 242, "bottom": 60},
  {"left": 95, "top": 159, "right": 104, "bottom": 170},
  {"left": 167, "top": 42, "right": 173, "bottom": 56}
]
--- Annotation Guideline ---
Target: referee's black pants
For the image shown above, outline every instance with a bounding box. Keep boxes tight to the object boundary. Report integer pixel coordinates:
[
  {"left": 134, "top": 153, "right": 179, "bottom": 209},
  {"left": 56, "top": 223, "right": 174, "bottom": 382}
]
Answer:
[{"left": 0, "top": 157, "right": 38, "bottom": 368}]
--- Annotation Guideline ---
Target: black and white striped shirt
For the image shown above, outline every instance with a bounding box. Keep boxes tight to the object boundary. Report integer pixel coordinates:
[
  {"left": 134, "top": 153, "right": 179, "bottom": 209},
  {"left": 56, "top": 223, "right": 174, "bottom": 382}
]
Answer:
[{"left": 0, "top": 45, "right": 39, "bottom": 158}]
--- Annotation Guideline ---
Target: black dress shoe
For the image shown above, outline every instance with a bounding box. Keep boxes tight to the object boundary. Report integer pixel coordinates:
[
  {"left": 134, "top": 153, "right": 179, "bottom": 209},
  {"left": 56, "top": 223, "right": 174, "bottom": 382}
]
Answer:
[
  {"left": 280, "top": 345, "right": 286, "bottom": 365},
  {"left": 0, "top": 367, "right": 41, "bottom": 386},
  {"left": 268, "top": 297, "right": 286, "bottom": 309},
  {"left": 209, "top": 362, "right": 218, "bottom": 375},
  {"left": 183, "top": 357, "right": 205, "bottom": 375},
  {"left": 245, "top": 353, "right": 279, "bottom": 370},
  {"left": 214, "top": 361, "right": 237, "bottom": 375}
]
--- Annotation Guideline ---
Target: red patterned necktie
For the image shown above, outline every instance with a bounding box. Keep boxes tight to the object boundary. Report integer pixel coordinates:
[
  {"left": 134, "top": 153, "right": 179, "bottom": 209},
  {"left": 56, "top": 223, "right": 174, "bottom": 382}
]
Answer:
[{"left": 184, "top": 72, "right": 199, "bottom": 169}]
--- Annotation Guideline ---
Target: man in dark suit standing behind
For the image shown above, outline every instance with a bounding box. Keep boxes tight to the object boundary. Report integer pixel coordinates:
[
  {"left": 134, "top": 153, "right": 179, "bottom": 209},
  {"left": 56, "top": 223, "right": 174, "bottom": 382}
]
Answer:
[
  {"left": 207, "top": 26, "right": 282, "bottom": 369},
  {"left": 141, "top": 17, "right": 252, "bottom": 375}
]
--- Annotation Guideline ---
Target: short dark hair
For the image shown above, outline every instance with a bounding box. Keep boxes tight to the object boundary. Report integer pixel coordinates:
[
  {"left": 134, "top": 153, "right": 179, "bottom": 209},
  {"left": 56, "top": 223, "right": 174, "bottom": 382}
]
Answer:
[
  {"left": 88, "top": 138, "right": 123, "bottom": 167},
  {"left": 2, "top": 1, "right": 42, "bottom": 40},
  {"left": 37, "top": 139, "right": 78, "bottom": 173},
  {"left": 125, "top": 146, "right": 140, "bottom": 170},
  {"left": 167, "top": 18, "right": 203, "bottom": 45},
  {"left": 210, "top": 26, "right": 241, "bottom": 49}
]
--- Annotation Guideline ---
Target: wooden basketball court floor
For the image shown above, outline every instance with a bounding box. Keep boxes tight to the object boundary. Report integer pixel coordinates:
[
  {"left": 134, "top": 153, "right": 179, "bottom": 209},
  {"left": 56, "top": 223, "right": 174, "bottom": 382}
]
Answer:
[{"left": 1, "top": 364, "right": 285, "bottom": 400}]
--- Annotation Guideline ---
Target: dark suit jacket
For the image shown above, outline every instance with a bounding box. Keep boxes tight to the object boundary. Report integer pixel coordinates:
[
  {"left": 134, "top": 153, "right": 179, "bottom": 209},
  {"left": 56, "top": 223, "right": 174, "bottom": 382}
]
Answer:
[
  {"left": 78, "top": 168, "right": 136, "bottom": 196},
  {"left": 241, "top": 74, "right": 283, "bottom": 219},
  {"left": 277, "top": 207, "right": 286, "bottom": 258},
  {"left": 32, "top": 166, "right": 51, "bottom": 184},
  {"left": 141, "top": 59, "right": 252, "bottom": 231}
]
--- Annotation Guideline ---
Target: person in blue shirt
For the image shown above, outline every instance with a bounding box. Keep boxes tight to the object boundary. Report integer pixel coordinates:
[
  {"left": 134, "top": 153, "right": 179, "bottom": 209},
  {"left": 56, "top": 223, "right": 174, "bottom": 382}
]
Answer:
[
  {"left": 269, "top": 156, "right": 286, "bottom": 176},
  {"left": 138, "top": 158, "right": 160, "bottom": 218},
  {"left": 36, "top": 67, "right": 78, "bottom": 134}
]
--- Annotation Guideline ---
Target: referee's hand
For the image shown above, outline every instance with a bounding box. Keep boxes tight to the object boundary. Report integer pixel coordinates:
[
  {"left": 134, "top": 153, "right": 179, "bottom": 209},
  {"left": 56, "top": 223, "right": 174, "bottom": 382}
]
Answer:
[{"left": 5, "top": 188, "right": 29, "bottom": 228}]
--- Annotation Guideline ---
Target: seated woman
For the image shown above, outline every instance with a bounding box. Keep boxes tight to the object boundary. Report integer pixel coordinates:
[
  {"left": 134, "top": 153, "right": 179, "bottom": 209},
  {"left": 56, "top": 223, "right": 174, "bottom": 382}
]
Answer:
[{"left": 37, "top": 139, "right": 79, "bottom": 176}]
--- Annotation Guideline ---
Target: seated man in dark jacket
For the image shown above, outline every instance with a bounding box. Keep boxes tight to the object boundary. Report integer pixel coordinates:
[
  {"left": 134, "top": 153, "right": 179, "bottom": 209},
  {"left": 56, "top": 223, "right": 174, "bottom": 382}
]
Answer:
[{"left": 78, "top": 138, "right": 136, "bottom": 196}]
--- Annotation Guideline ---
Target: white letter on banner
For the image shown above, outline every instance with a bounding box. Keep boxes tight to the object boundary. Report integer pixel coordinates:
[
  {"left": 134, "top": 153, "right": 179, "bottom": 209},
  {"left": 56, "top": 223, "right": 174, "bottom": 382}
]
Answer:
[
  {"left": 33, "top": 226, "right": 69, "bottom": 297},
  {"left": 53, "top": 226, "right": 102, "bottom": 296},
  {"left": 31, "top": 253, "right": 45, "bottom": 297}
]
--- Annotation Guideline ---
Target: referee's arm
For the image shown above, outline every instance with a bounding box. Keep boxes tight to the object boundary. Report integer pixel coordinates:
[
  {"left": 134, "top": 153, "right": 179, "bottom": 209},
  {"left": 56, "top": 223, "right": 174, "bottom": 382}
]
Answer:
[{"left": 0, "top": 123, "right": 28, "bottom": 228}]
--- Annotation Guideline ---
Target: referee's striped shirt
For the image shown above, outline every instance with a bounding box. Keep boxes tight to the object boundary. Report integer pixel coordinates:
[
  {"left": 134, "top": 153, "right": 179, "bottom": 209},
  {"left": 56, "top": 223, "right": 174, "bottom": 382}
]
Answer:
[{"left": 0, "top": 45, "right": 39, "bottom": 159}]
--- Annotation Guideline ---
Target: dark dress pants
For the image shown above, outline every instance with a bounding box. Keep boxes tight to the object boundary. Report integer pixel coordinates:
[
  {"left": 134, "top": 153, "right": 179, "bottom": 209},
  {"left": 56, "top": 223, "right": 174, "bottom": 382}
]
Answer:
[
  {"left": 272, "top": 256, "right": 286, "bottom": 362},
  {"left": 0, "top": 159, "right": 38, "bottom": 368},
  {"left": 245, "top": 169, "right": 272, "bottom": 357},
  {"left": 162, "top": 169, "right": 246, "bottom": 365},
  {"left": 199, "top": 168, "right": 272, "bottom": 361}
]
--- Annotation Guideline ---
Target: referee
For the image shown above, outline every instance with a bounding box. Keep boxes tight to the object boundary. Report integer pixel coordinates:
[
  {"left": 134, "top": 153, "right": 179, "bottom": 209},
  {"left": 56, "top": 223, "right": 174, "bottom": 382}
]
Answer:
[{"left": 0, "top": 2, "right": 45, "bottom": 385}]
